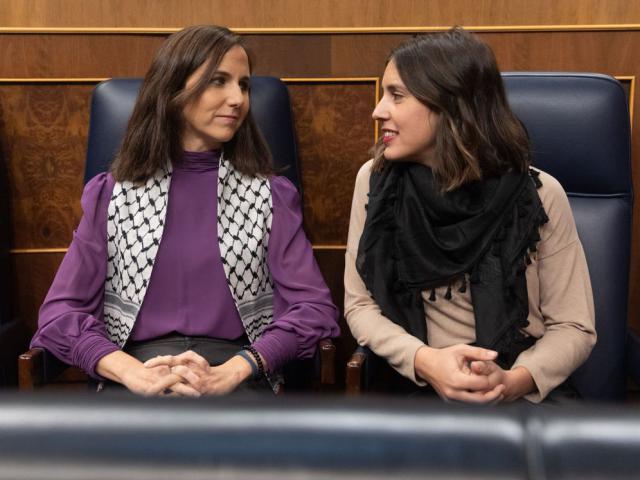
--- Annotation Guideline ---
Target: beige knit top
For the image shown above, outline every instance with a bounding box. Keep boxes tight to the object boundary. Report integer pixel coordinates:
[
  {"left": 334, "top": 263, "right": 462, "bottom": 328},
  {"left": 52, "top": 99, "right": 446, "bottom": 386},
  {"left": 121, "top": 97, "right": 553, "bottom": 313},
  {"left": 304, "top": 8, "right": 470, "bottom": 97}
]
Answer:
[{"left": 344, "top": 160, "right": 596, "bottom": 403}]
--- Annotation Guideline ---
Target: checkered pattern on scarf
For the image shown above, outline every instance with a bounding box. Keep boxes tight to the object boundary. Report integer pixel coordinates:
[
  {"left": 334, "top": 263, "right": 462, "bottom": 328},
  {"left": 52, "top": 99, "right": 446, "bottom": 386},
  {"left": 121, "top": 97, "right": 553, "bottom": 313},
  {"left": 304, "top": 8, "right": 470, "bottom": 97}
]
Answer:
[
  {"left": 217, "top": 156, "right": 274, "bottom": 338},
  {"left": 217, "top": 155, "right": 283, "bottom": 391},
  {"left": 104, "top": 166, "right": 171, "bottom": 347}
]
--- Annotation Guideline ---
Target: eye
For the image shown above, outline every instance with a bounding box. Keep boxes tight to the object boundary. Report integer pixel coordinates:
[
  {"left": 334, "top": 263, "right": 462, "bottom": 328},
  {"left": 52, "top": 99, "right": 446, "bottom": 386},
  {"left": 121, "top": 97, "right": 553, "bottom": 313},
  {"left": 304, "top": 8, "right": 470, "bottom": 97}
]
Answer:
[
  {"left": 239, "top": 80, "right": 250, "bottom": 92},
  {"left": 391, "top": 92, "right": 403, "bottom": 102},
  {"left": 210, "top": 76, "right": 226, "bottom": 86}
]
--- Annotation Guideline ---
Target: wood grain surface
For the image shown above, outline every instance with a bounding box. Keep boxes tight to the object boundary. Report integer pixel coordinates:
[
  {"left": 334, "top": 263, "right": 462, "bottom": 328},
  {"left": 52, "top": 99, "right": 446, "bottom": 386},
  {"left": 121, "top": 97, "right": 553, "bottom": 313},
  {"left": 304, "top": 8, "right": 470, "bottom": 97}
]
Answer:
[
  {"left": 1, "top": 0, "right": 638, "bottom": 28},
  {"left": 288, "top": 81, "right": 376, "bottom": 244},
  {"left": 2, "top": 5, "right": 640, "bottom": 388},
  {"left": 0, "top": 84, "right": 91, "bottom": 248}
]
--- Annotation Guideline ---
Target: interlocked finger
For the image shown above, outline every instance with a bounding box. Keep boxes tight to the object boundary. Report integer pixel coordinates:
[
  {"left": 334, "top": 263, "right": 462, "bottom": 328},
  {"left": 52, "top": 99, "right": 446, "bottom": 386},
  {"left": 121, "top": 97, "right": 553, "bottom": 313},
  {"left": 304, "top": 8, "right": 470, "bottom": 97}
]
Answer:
[
  {"left": 144, "top": 355, "right": 180, "bottom": 369},
  {"left": 171, "top": 364, "right": 202, "bottom": 388},
  {"left": 451, "top": 384, "right": 505, "bottom": 404},
  {"left": 172, "top": 350, "right": 210, "bottom": 370},
  {"left": 470, "top": 360, "right": 491, "bottom": 375},
  {"left": 146, "top": 373, "right": 185, "bottom": 396},
  {"left": 169, "top": 381, "right": 202, "bottom": 398},
  {"left": 454, "top": 372, "right": 493, "bottom": 392}
]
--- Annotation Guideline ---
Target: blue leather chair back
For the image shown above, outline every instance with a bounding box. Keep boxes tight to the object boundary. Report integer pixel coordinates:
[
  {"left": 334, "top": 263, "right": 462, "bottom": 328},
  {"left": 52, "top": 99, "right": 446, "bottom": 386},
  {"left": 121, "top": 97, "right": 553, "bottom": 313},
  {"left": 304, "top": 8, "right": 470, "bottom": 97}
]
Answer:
[
  {"left": 503, "top": 73, "right": 633, "bottom": 400},
  {"left": 84, "top": 77, "right": 301, "bottom": 189}
]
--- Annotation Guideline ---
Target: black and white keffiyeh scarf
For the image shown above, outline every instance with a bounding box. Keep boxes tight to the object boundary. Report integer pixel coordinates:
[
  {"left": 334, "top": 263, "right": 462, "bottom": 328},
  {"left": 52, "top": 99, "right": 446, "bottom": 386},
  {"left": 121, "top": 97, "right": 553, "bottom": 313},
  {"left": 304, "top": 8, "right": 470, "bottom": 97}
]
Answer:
[{"left": 104, "top": 153, "right": 283, "bottom": 391}]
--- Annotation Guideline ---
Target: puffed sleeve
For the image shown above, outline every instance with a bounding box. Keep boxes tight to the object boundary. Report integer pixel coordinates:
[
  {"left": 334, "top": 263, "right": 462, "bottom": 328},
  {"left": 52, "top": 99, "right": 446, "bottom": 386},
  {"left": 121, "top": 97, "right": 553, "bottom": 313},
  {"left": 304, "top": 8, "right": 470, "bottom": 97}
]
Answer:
[
  {"left": 30, "top": 173, "right": 120, "bottom": 378},
  {"left": 251, "top": 175, "right": 340, "bottom": 373}
]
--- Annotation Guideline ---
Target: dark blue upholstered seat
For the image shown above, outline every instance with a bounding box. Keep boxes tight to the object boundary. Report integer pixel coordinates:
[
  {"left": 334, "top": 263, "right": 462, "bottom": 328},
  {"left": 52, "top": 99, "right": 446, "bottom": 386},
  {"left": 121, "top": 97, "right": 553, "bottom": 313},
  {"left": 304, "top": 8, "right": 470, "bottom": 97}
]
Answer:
[{"left": 503, "top": 73, "right": 632, "bottom": 401}]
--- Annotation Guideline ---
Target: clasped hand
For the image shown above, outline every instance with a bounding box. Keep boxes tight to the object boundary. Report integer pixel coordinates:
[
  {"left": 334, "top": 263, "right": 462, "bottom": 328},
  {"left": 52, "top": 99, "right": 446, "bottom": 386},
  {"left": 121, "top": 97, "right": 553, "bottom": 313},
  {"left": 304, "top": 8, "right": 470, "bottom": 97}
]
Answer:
[
  {"left": 414, "top": 344, "right": 510, "bottom": 404},
  {"left": 142, "top": 350, "right": 253, "bottom": 396}
]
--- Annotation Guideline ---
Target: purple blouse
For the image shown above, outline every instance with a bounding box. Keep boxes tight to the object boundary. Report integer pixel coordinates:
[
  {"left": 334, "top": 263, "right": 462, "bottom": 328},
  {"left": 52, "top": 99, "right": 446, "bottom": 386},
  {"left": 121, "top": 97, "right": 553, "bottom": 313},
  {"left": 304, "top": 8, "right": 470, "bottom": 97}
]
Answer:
[{"left": 31, "top": 150, "right": 339, "bottom": 377}]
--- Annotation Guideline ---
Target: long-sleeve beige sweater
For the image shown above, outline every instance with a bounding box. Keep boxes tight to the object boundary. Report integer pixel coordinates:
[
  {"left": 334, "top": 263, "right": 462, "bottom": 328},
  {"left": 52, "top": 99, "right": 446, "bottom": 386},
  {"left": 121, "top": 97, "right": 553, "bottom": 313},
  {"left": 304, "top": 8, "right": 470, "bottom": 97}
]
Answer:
[{"left": 344, "top": 160, "right": 596, "bottom": 402}]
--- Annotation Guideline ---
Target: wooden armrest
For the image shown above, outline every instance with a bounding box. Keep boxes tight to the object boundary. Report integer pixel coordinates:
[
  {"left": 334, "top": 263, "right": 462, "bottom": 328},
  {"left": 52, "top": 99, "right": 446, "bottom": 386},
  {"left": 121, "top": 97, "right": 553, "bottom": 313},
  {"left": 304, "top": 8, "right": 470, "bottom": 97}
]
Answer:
[
  {"left": 318, "top": 338, "right": 336, "bottom": 385},
  {"left": 346, "top": 349, "right": 368, "bottom": 395},
  {"left": 19, "top": 348, "right": 44, "bottom": 391},
  {"left": 19, "top": 347, "right": 70, "bottom": 391},
  {"left": 280, "top": 338, "right": 337, "bottom": 392}
]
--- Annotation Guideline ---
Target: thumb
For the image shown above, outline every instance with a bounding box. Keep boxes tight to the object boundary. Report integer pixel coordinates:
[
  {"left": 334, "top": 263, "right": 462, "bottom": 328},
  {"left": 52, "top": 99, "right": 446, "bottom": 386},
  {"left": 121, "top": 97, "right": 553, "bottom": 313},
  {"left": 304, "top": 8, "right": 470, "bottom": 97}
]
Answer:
[
  {"left": 458, "top": 345, "right": 498, "bottom": 361},
  {"left": 470, "top": 360, "right": 489, "bottom": 375}
]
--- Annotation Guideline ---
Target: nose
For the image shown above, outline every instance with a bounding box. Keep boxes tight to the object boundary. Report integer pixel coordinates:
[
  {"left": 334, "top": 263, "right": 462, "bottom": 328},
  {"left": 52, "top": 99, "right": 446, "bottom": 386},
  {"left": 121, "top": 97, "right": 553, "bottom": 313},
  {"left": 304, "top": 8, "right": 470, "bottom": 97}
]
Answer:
[
  {"left": 372, "top": 97, "right": 389, "bottom": 121},
  {"left": 227, "top": 83, "right": 245, "bottom": 107}
]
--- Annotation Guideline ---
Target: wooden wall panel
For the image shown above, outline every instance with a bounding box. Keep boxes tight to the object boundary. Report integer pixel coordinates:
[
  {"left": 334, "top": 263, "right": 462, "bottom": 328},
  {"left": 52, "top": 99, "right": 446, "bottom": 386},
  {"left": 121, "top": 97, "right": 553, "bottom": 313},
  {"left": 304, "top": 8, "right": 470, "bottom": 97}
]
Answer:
[
  {"left": 10, "top": 253, "right": 64, "bottom": 333},
  {"left": 288, "top": 81, "right": 376, "bottom": 244},
  {"left": 329, "top": 31, "right": 640, "bottom": 77},
  {"left": 0, "top": 84, "right": 91, "bottom": 248},
  {"left": 0, "top": 35, "right": 163, "bottom": 77},
  {"left": 2, "top": 31, "right": 638, "bottom": 78},
  {"left": 2, "top": 23, "right": 640, "bottom": 387},
  {"left": 1, "top": 0, "right": 639, "bottom": 28},
  {"left": 245, "top": 36, "right": 333, "bottom": 77},
  {"left": 0, "top": 35, "right": 334, "bottom": 78}
]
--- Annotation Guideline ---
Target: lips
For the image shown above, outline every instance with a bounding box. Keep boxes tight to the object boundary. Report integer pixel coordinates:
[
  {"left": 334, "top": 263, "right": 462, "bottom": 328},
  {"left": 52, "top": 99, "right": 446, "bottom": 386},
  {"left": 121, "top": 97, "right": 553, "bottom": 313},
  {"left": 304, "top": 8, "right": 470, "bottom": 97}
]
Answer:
[
  {"left": 216, "top": 115, "right": 240, "bottom": 125},
  {"left": 382, "top": 129, "right": 398, "bottom": 144}
]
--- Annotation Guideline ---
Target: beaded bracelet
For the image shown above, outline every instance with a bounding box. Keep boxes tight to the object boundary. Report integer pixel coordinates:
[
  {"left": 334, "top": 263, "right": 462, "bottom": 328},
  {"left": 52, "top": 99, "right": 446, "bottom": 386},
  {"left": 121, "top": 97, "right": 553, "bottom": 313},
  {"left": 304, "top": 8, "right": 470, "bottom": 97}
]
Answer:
[
  {"left": 236, "top": 350, "right": 259, "bottom": 379},
  {"left": 242, "top": 345, "right": 265, "bottom": 379}
]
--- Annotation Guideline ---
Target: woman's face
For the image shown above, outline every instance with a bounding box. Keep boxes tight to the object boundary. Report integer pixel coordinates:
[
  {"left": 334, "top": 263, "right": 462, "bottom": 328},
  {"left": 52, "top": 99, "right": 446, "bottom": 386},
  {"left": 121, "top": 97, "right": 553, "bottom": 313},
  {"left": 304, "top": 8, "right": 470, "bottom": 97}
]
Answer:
[
  {"left": 372, "top": 59, "right": 439, "bottom": 166},
  {"left": 181, "top": 45, "right": 250, "bottom": 152}
]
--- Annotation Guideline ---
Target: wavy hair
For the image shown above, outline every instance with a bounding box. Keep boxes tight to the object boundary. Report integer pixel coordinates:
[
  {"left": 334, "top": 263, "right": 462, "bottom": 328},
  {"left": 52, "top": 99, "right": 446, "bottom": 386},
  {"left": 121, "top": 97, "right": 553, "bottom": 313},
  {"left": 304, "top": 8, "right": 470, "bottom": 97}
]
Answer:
[
  {"left": 372, "top": 27, "right": 530, "bottom": 191},
  {"left": 111, "top": 25, "right": 272, "bottom": 183}
]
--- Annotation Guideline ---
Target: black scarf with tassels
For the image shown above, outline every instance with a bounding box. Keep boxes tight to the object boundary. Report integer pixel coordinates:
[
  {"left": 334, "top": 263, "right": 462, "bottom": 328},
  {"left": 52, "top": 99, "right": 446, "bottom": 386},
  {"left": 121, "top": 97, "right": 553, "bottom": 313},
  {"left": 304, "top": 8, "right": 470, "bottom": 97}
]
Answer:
[{"left": 356, "top": 163, "right": 548, "bottom": 368}]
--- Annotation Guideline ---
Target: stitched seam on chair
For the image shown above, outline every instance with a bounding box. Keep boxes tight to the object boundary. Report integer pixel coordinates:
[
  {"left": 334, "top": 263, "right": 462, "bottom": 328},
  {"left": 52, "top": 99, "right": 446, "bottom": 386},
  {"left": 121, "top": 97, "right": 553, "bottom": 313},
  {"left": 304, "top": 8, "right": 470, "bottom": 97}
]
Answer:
[{"left": 566, "top": 192, "right": 631, "bottom": 198}]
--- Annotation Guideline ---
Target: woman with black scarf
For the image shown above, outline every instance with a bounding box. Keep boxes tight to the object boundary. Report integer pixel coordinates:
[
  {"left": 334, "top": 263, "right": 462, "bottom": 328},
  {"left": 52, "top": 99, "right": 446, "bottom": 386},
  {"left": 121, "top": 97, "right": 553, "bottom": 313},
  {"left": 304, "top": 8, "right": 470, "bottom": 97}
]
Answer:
[{"left": 344, "top": 28, "right": 596, "bottom": 404}]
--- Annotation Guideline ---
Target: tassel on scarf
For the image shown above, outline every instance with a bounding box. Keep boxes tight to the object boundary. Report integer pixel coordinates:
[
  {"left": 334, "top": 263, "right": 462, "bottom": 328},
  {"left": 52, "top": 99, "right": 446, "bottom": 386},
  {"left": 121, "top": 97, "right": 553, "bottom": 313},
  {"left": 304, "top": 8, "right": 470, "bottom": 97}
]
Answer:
[
  {"left": 445, "top": 285, "right": 452, "bottom": 300},
  {"left": 458, "top": 276, "right": 467, "bottom": 294},
  {"left": 530, "top": 168, "right": 543, "bottom": 188}
]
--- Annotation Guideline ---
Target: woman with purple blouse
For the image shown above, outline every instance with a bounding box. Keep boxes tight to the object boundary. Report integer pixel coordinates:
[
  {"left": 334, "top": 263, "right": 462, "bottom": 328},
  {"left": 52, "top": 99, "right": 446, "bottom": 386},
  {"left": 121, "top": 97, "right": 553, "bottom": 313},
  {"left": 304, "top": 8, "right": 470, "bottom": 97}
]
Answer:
[{"left": 30, "top": 25, "right": 339, "bottom": 396}]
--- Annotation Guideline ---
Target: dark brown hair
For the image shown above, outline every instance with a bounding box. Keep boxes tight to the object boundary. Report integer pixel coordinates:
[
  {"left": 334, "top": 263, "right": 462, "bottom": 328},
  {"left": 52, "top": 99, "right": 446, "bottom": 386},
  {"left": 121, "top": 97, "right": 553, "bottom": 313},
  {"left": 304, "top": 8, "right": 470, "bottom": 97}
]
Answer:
[
  {"left": 111, "top": 25, "right": 273, "bottom": 183},
  {"left": 373, "top": 27, "right": 530, "bottom": 191}
]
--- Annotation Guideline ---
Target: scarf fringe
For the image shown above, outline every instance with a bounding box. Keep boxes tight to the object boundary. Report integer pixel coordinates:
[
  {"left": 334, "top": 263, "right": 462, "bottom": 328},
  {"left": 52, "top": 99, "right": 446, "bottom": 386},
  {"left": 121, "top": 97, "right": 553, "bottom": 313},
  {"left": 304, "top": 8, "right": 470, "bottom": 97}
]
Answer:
[
  {"left": 490, "top": 169, "right": 548, "bottom": 359},
  {"left": 428, "top": 278, "right": 466, "bottom": 302},
  {"left": 483, "top": 169, "right": 548, "bottom": 360},
  {"left": 444, "top": 285, "right": 453, "bottom": 300},
  {"left": 458, "top": 276, "right": 467, "bottom": 294},
  {"left": 427, "top": 171, "right": 547, "bottom": 316}
]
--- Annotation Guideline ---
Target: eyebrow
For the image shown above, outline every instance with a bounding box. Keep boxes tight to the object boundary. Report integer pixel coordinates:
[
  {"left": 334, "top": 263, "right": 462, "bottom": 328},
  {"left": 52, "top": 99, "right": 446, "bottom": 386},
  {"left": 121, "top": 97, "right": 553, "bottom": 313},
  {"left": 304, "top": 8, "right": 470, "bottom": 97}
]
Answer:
[
  {"left": 383, "top": 83, "right": 407, "bottom": 90},
  {"left": 212, "top": 70, "right": 250, "bottom": 82}
]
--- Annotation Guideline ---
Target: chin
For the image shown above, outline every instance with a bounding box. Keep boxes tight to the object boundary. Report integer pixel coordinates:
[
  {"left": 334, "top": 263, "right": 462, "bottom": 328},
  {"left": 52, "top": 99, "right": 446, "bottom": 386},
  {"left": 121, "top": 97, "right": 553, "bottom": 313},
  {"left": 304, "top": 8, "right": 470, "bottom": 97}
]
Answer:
[
  {"left": 382, "top": 150, "right": 405, "bottom": 162},
  {"left": 206, "top": 134, "right": 233, "bottom": 145}
]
